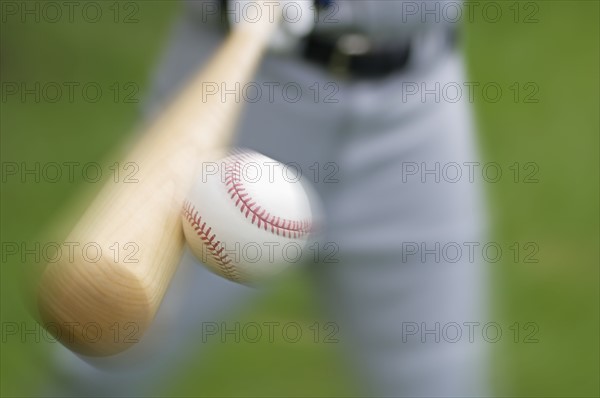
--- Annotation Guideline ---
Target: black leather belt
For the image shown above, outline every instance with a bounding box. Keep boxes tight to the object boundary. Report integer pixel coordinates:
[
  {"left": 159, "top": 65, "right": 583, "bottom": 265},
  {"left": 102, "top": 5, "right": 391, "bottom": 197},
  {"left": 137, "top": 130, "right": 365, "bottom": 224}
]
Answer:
[
  {"left": 302, "top": 33, "right": 411, "bottom": 79},
  {"left": 302, "top": 28, "right": 458, "bottom": 80}
]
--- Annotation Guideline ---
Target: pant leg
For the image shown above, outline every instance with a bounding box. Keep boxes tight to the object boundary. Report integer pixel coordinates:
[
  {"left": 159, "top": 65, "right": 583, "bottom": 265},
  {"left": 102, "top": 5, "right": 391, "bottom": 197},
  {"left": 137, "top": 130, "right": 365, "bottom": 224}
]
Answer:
[{"left": 311, "top": 53, "right": 492, "bottom": 397}]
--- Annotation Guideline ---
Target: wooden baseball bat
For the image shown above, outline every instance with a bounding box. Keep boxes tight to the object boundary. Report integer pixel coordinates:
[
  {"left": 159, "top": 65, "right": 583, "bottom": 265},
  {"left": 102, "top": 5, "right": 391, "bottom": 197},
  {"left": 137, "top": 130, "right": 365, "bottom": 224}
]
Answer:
[{"left": 37, "top": 7, "right": 281, "bottom": 357}]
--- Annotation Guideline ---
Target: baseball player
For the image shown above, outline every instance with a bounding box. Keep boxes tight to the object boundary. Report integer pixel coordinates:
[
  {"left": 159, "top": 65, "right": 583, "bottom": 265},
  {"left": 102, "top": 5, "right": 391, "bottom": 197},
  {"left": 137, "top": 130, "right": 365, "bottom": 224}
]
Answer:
[{"left": 47, "top": 1, "right": 491, "bottom": 396}]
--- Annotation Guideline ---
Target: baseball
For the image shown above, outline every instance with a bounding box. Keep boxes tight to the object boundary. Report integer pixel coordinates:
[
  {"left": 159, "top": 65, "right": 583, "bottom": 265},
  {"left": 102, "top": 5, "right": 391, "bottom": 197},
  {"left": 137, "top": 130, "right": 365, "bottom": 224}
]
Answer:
[{"left": 181, "top": 149, "right": 316, "bottom": 285}]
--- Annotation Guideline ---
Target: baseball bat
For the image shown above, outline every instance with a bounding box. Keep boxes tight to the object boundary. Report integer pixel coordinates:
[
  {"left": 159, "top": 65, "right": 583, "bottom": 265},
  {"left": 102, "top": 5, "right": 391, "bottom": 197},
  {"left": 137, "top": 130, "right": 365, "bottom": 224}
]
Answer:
[{"left": 37, "top": 5, "right": 281, "bottom": 357}]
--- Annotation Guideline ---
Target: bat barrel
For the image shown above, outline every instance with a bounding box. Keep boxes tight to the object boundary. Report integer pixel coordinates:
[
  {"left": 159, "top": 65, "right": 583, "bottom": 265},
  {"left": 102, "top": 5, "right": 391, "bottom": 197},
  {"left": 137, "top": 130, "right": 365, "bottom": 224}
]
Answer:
[{"left": 38, "top": 256, "right": 153, "bottom": 356}]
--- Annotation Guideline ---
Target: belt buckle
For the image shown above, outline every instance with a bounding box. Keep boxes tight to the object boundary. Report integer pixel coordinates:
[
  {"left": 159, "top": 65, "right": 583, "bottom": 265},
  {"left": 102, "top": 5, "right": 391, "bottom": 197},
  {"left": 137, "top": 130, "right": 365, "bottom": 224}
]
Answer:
[{"left": 329, "top": 33, "right": 372, "bottom": 78}]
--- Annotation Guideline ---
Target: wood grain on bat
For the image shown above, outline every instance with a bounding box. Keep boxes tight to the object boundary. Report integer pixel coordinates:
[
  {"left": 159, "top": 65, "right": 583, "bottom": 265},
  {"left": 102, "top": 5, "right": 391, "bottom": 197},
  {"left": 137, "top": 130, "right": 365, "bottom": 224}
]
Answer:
[{"left": 38, "top": 12, "right": 280, "bottom": 357}]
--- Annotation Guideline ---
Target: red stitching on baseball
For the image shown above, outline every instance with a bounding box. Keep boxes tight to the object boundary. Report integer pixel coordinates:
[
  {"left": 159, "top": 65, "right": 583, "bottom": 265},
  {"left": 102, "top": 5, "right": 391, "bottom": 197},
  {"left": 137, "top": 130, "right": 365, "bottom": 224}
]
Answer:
[
  {"left": 224, "top": 152, "right": 312, "bottom": 239},
  {"left": 182, "top": 200, "right": 241, "bottom": 282}
]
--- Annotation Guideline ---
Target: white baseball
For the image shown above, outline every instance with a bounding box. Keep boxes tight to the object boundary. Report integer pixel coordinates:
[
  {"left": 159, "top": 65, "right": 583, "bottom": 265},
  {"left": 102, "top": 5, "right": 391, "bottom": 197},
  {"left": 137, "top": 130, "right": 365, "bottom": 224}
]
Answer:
[{"left": 182, "top": 149, "right": 315, "bottom": 285}]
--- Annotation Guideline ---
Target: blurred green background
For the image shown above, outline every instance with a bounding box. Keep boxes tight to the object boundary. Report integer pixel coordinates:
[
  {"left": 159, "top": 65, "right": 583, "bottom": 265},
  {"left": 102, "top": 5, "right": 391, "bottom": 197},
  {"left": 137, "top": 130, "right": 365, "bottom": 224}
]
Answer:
[{"left": 1, "top": 1, "right": 598, "bottom": 396}]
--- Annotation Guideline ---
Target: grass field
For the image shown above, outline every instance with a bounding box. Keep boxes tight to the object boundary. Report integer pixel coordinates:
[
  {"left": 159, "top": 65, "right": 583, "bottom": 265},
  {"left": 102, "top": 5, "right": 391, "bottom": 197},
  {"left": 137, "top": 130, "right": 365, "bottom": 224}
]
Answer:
[{"left": 1, "top": 1, "right": 598, "bottom": 396}]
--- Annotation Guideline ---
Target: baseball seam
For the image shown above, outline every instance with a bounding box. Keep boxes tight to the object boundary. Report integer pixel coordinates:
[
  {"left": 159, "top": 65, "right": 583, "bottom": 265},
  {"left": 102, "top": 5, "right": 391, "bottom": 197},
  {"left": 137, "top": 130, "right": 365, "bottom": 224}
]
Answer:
[
  {"left": 182, "top": 200, "right": 241, "bottom": 282},
  {"left": 224, "top": 152, "right": 312, "bottom": 239}
]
